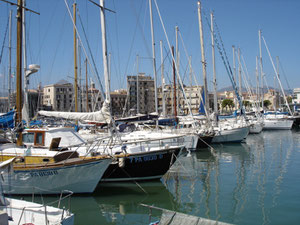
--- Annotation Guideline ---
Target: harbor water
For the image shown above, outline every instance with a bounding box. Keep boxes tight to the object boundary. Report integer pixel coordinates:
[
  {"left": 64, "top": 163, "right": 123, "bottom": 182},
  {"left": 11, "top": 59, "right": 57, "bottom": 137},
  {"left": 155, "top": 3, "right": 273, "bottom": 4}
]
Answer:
[{"left": 28, "top": 129, "right": 300, "bottom": 224}]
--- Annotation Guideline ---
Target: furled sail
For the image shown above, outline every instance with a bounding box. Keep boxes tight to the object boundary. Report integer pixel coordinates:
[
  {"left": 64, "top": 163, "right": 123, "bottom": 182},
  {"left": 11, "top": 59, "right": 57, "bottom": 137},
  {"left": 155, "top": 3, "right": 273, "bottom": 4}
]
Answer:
[{"left": 38, "top": 100, "right": 111, "bottom": 123}]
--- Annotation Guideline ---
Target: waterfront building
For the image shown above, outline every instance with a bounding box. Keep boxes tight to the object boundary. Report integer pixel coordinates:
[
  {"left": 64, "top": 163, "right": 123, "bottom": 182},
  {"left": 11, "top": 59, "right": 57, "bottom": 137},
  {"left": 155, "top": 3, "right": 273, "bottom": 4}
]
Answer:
[
  {"left": 111, "top": 89, "right": 127, "bottom": 117},
  {"left": 292, "top": 88, "right": 300, "bottom": 104},
  {"left": 263, "top": 89, "right": 281, "bottom": 109},
  {"left": 179, "top": 85, "right": 204, "bottom": 115},
  {"left": 127, "top": 73, "right": 155, "bottom": 115},
  {"left": 43, "top": 80, "right": 74, "bottom": 111}
]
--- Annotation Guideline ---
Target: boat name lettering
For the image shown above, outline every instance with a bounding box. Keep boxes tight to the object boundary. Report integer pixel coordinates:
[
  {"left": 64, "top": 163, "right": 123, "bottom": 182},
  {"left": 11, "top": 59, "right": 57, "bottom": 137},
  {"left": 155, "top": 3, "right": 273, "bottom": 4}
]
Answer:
[
  {"left": 130, "top": 154, "right": 163, "bottom": 163},
  {"left": 30, "top": 170, "right": 58, "bottom": 177}
]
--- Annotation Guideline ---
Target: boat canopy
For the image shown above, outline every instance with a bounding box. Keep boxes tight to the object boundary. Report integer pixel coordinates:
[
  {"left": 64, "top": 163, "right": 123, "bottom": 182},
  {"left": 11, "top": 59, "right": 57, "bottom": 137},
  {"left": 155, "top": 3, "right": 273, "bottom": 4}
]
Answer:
[
  {"left": 0, "top": 110, "right": 14, "bottom": 129},
  {"left": 23, "top": 127, "right": 86, "bottom": 148}
]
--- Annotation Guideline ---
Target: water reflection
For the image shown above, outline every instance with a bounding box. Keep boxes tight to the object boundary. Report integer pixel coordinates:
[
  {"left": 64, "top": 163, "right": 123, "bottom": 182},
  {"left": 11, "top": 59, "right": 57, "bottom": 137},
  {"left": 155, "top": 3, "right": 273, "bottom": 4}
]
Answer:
[
  {"left": 18, "top": 131, "right": 299, "bottom": 225},
  {"left": 91, "top": 181, "right": 178, "bottom": 224},
  {"left": 164, "top": 143, "right": 255, "bottom": 224},
  {"left": 164, "top": 131, "right": 298, "bottom": 225}
]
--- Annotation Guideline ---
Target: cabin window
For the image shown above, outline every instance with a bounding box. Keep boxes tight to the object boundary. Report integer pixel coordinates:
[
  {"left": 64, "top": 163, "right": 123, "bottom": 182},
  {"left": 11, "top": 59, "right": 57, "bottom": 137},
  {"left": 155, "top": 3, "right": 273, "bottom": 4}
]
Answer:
[
  {"left": 23, "top": 133, "right": 34, "bottom": 143},
  {"left": 36, "top": 133, "right": 43, "bottom": 145}
]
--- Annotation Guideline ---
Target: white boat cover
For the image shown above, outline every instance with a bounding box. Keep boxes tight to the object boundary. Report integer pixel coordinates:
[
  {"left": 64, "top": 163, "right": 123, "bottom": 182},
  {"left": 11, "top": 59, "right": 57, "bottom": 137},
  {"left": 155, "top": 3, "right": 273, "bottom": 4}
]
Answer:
[{"left": 38, "top": 100, "right": 111, "bottom": 123}]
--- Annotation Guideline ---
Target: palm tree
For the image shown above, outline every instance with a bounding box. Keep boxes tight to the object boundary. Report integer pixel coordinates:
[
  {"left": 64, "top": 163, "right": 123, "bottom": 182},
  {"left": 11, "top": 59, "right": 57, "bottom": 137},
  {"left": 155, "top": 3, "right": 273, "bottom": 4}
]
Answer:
[
  {"left": 243, "top": 100, "right": 251, "bottom": 110},
  {"left": 222, "top": 99, "right": 235, "bottom": 113},
  {"left": 263, "top": 100, "right": 271, "bottom": 109}
]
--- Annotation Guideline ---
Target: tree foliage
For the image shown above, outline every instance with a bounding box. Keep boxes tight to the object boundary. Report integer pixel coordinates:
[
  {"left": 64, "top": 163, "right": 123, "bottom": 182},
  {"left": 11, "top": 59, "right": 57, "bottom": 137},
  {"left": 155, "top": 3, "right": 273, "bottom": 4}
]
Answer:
[
  {"left": 222, "top": 99, "right": 234, "bottom": 110},
  {"left": 263, "top": 100, "right": 271, "bottom": 109},
  {"left": 242, "top": 100, "right": 251, "bottom": 108}
]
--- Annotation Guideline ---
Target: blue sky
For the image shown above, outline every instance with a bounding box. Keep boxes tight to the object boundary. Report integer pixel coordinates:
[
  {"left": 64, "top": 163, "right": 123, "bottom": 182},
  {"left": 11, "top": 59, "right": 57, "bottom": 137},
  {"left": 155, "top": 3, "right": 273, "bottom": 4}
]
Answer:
[{"left": 0, "top": 0, "right": 299, "bottom": 94}]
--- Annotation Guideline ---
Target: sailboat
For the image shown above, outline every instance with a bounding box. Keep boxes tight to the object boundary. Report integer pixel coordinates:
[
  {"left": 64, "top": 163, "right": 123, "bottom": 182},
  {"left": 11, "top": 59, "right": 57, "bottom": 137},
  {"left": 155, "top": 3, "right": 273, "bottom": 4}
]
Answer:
[
  {"left": 196, "top": 3, "right": 249, "bottom": 144},
  {"left": 258, "top": 31, "right": 294, "bottom": 130},
  {"left": 0, "top": 0, "right": 114, "bottom": 195},
  {"left": 0, "top": 158, "right": 75, "bottom": 224},
  {"left": 36, "top": 0, "right": 186, "bottom": 182}
]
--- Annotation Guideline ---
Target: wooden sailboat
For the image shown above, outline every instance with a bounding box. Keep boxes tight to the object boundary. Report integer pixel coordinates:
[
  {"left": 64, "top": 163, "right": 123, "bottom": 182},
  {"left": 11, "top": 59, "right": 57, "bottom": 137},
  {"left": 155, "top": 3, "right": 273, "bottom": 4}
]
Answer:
[
  {"left": 0, "top": 159, "right": 74, "bottom": 224},
  {"left": 0, "top": 0, "right": 112, "bottom": 195}
]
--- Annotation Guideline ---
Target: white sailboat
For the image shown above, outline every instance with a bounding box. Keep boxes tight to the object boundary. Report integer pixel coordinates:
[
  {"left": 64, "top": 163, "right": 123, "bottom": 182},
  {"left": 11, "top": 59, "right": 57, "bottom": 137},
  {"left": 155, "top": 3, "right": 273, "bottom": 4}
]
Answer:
[
  {"left": 259, "top": 30, "right": 294, "bottom": 130},
  {"left": 0, "top": 158, "right": 75, "bottom": 225},
  {"left": 0, "top": 155, "right": 111, "bottom": 195},
  {"left": 198, "top": 3, "right": 249, "bottom": 143}
]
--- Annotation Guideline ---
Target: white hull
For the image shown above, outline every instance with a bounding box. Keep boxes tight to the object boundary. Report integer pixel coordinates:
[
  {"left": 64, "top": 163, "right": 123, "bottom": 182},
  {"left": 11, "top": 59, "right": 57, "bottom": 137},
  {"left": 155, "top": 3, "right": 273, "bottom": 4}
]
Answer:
[
  {"left": 1, "top": 198, "right": 74, "bottom": 225},
  {"left": 1, "top": 158, "right": 111, "bottom": 195},
  {"left": 212, "top": 126, "right": 249, "bottom": 143},
  {"left": 249, "top": 122, "right": 263, "bottom": 134},
  {"left": 263, "top": 119, "right": 293, "bottom": 130},
  {"left": 121, "top": 131, "right": 198, "bottom": 150}
]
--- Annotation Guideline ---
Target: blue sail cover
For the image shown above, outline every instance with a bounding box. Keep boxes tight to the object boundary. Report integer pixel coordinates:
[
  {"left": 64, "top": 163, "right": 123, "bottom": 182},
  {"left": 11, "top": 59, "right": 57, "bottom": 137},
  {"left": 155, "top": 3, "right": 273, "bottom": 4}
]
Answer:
[
  {"left": 198, "top": 90, "right": 205, "bottom": 114},
  {"left": 0, "top": 110, "right": 15, "bottom": 129}
]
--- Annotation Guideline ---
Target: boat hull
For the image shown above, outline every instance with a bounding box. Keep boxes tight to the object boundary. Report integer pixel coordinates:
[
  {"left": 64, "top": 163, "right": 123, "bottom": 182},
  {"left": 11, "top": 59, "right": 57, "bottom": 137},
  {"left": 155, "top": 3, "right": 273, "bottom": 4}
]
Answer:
[
  {"left": 212, "top": 126, "right": 249, "bottom": 143},
  {"left": 263, "top": 119, "right": 293, "bottom": 130},
  {"left": 195, "top": 135, "right": 214, "bottom": 149},
  {"left": 249, "top": 122, "right": 263, "bottom": 134},
  {"left": 101, "top": 147, "right": 183, "bottom": 182},
  {"left": 1, "top": 158, "right": 111, "bottom": 195}
]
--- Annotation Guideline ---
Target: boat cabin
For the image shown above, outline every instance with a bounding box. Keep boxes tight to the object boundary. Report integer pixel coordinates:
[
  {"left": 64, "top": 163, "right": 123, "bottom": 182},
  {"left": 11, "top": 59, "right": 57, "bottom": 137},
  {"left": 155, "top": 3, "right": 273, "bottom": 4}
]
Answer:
[{"left": 22, "top": 127, "right": 86, "bottom": 148}]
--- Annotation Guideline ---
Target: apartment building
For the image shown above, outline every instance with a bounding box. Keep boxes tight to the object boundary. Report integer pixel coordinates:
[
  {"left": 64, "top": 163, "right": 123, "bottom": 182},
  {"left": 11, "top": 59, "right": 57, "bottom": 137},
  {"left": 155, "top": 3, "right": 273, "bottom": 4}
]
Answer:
[
  {"left": 292, "top": 88, "right": 300, "bottom": 104},
  {"left": 127, "top": 73, "right": 155, "bottom": 115},
  {"left": 111, "top": 89, "right": 127, "bottom": 117},
  {"left": 158, "top": 85, "right": 205, "bottom": 115},
  {"left": 43, "top": 80, "right": 74, "bottom": 111}
]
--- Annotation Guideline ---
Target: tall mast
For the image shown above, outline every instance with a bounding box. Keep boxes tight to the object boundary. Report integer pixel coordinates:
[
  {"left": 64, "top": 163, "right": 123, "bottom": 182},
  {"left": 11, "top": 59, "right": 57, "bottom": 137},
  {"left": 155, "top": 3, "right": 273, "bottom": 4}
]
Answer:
[
  {"left": 136, "top": 54, "right": 139, "bottom": 114},
  {"left": 8, "top": 10, "right": 12, "bottom": 110},
  {"left": 85, "top": 58, "right": 89, "bottom": 112},
  {"left": 73, "top": 3, "right": 78, "bottom": 112},
  {"left": 160, "top": 40, "right": 166, "bottom": 117},
  {"left": 99, "top": 0, "right": 110, "bottom": 103},
  {"left": 149, "top": 0, "right": 158, "bottom": 115},
  {"left": 16, "top": 0, "right": 23, "bottom": 146},
  {"left": 172, "top": 46, "right": 177, "bottom": 120},
  {"left": 78, "top": 38, "right": 82, "bottom": 112},
  {"left": 22, "top": 0, "right": 30, "bottom": 124},
  {"left": 175, "top": 26, "right": 180, "bottom": 115},
  {"left": 197, "top": 1, "right": 208, "bottom": 112},
  {"left": 276, "top": 56, "right": 281, "bottom": 108},
  {"left": 256, "top": 56, "right": 259, "bottom": 106},
  {"left": 189, "top": 56, "right": 192, "bottom": 109},
  {"left": 210, "top": 12, "right": 217, "bottom": 114},
  {"left": 232, "top": 45, "right": 237, "bottom": 109},
  {"left": 258, "top": 30, "right": 264, "bottom": 110},
  {"left": 232, "top": 46, "right": 236, "bottom": 84},
  {"left": 238, "top": 48, "right": 242, "bottom": 102}
]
